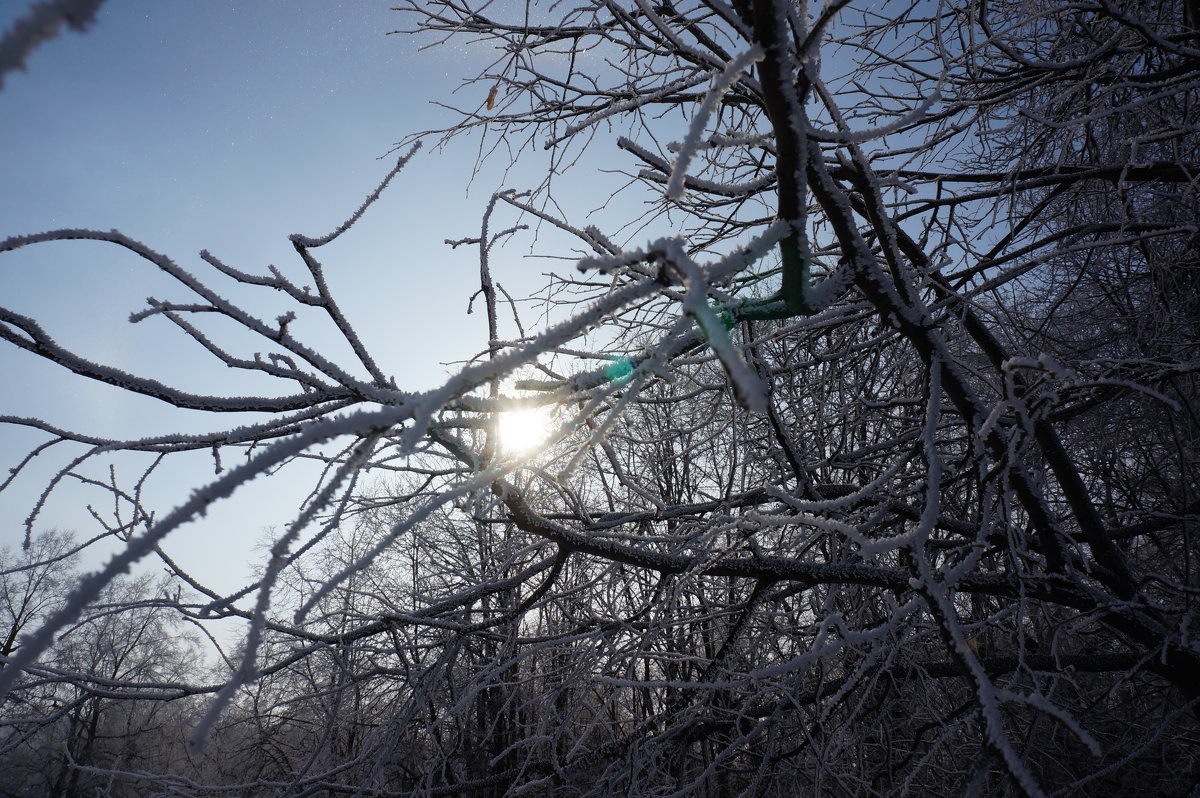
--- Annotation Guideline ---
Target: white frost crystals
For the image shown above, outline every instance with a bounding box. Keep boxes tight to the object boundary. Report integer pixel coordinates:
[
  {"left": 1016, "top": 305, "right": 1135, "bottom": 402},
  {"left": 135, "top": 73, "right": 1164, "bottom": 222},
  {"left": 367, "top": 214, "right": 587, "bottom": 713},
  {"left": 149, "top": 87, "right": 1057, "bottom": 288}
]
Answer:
[
  {"left": 4, "top": 0, "right": 1200, "bottom": 795},
  {"left": 665, "top": 45, "right": 765, "bottom": 201}
]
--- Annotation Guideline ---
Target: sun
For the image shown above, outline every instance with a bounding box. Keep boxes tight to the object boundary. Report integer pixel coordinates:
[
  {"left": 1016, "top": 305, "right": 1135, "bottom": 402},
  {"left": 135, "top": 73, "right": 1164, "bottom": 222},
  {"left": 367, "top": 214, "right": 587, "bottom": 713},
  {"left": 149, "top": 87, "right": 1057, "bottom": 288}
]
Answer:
[{"left": 497, "top": 406, "right": 554, "bottom": 456}]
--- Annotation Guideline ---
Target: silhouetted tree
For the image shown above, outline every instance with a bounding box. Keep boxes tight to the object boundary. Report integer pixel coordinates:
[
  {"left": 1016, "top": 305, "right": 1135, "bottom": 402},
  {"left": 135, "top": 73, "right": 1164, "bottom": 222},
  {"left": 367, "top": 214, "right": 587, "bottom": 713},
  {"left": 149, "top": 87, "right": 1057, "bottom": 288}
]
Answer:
[{"left": 2, "top": 1, "right": 1199, "bottom": 795}]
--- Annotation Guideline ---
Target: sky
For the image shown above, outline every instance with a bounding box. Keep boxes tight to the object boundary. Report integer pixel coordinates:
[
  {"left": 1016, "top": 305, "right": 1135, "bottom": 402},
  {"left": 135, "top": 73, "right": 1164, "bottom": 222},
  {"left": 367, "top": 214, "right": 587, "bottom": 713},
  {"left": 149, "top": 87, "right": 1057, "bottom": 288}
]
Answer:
[{"left": 0, "top": 1, "right": 582, "bottom": 599}]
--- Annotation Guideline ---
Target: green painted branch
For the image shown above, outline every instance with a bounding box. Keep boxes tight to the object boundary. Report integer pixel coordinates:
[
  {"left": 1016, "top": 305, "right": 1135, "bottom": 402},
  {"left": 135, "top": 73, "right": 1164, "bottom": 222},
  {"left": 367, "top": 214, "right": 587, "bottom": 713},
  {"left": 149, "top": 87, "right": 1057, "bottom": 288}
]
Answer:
[
  {"left": 779, "top": 231, "right": 815, "bottom": 314},
  {"left": 750, "top": 0, "right": 817, "bottom": 317}
]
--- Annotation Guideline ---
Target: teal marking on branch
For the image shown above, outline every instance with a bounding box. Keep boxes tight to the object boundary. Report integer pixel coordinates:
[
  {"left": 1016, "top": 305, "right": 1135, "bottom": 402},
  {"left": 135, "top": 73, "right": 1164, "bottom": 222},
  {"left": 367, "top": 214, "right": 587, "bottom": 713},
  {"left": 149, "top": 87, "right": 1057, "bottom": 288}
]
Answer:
[
  {"left": 712, "top": 300, "right": 736, "bottom": 333},
  {"left": 724, "top": 231, "right": 819, "bottom": 323},
  {"left": 779, "top": 231, "right": 814, "bottom": 315},
  {"left": 697, "top": 299, "right": 737, "bottom": 349},
  {"left": 604, "top": 357, "right": 634, "bottom": 384}
]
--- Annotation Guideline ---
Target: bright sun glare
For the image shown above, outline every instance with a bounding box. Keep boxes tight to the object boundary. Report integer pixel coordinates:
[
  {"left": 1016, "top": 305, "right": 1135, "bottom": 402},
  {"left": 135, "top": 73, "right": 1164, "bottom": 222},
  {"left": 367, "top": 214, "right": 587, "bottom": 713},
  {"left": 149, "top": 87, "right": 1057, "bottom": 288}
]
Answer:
[{"left": 497, "top": 407, "right": 554, "bottom": 456}]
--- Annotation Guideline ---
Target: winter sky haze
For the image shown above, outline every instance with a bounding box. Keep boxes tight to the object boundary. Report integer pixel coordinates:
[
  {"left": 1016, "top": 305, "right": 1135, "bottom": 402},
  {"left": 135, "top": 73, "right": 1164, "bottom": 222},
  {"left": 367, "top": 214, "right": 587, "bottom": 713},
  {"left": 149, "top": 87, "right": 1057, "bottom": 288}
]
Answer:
[{"left": 0, "top": 1, "right": 554, "bottom": 594}]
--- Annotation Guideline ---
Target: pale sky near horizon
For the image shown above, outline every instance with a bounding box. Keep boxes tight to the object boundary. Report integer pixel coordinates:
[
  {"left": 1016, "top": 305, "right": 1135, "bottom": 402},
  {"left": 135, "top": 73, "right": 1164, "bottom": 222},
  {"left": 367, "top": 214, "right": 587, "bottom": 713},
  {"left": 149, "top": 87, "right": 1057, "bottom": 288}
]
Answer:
[{"left": 0, "top": 1, "right": 597, "bottom": 599}]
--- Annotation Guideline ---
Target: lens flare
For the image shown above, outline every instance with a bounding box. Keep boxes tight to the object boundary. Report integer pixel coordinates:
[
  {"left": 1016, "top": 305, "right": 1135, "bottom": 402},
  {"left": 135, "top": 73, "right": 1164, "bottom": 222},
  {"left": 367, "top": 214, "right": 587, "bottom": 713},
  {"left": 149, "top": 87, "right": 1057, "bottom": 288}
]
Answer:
[{"left": 497, "top": 406, "right": 552, "bottom": 455}]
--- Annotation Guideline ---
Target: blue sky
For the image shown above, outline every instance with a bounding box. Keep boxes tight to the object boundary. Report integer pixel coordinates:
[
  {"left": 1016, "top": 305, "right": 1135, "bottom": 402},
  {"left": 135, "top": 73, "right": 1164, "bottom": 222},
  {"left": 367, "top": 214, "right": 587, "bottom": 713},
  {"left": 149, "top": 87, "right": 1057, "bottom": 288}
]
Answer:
[{"left": 0, "top": 2, "right": 571, "bottom": 593}]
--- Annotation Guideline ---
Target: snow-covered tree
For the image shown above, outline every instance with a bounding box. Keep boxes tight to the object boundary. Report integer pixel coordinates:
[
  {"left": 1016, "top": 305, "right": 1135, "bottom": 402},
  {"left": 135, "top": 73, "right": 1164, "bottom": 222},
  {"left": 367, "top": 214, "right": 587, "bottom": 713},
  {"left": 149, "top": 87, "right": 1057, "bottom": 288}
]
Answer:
[{"left": 2, "top": 1, "right": 1199, "bottom": 795}]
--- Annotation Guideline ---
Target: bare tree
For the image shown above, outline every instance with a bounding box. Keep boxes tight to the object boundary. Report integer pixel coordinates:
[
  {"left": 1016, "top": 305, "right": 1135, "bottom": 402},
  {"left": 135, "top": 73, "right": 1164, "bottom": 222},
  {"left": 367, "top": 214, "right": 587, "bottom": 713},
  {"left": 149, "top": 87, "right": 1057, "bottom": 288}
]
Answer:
[
  {"left": 1, "top": 541, "right": 201, "bottom": 798},
  {"left": 1, "top": 531, "right": 76, "bottom": 665},
  {"left": 2, "top": 1, "right": 1199, "bottom": 795}
]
